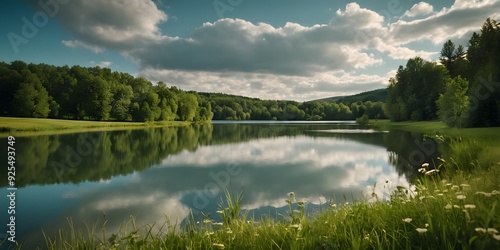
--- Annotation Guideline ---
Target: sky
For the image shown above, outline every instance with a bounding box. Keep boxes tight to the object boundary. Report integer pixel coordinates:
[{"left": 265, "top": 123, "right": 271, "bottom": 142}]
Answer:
[{"left": 1, "top": 0, "right": 499, "bottom": 101}]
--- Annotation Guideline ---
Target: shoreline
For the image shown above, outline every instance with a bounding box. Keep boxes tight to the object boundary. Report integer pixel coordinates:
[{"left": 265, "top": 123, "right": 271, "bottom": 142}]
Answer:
[{"left": 0, "top": 117, "right": 201, "bottom": 137}]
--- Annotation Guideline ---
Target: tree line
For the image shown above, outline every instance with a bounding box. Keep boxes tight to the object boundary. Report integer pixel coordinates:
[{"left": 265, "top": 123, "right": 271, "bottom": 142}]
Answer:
[
  {"left": 385, "top": 18, "right": 500, "bottom": 127},
  {"left": 0, "top": 61, "right": 213, "bottom": 122},
  {"left": 0, "top": 60, "right": 387, "bottom": 122},
  {"left": 204, "top": 92, "right": 387, "bottom": 121}
]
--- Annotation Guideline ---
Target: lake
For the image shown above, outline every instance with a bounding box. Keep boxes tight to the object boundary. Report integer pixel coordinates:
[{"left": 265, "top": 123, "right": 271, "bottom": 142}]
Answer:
[{"left": 1, "top": 121, "right": 442, "bottom": 247}]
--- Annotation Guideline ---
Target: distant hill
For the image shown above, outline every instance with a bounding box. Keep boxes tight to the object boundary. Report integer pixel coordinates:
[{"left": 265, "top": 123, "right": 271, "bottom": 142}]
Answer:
[{"left": 312, "top": 88, "right": 387, "bottom": 104}]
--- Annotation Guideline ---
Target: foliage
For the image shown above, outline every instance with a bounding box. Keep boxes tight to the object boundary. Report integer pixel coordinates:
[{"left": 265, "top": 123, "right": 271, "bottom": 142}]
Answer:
[
  {"left": 356, "top": 114, "right": 370, "bottom": 125},
  {"left": 385, "top": 57, "right": 448, "bottom": 122},
  {"left": 203, "top": 92, "right": 387, "bottom": 121},
  {"left": 436, "top": 76, "right": 470, "bottom": 128},
  {"left": 0, "top": 62, "right": 212, "bottom": 122},
  {"left": 386, "top": 18, "right": 500, "bottom": 128}
]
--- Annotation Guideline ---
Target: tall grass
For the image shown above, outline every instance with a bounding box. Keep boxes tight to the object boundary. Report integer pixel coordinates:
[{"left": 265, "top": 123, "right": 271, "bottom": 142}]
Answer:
[{"left": 4, "top": 163, "right": 494, "bottom": 250}]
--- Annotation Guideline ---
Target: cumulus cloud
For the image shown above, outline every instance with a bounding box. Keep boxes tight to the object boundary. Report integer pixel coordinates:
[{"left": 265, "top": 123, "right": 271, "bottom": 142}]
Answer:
[
  {"left": 389, "top": 0, "right": 500, "bottom": 45},
  {"left": 140, "top": 68, "right": 390, "bottom": 101},
  {"left": 129, "top": 18, "right": 382, "bottom": 76},
  {"left": 55, "top": 0, "right": 167, "bottom": 50},
  {"left": 61, "top": 40, "right": 104, "bottom": 53},
  {"left": 403, "top": 2, "right": 434, "bottom": 18},
  {"left": 49, "top": 0, "right": 500, "bottom": 100}
]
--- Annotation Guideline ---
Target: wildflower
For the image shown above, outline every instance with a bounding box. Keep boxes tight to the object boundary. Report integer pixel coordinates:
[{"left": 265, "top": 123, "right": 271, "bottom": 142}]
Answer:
[
  {"left": 422, "top": 163, "right": 430, "bottom": 168},
  {"left": 437, "top": 193, "right": 444, "bottom": 196},
  {"left": 492, "top": 190, "right": 499, "bottom": 195},
  {"left": 464, "top": 204, "right": 476, "bottom": 209},
  {"left": 216, "top": 210, "right": 224, "bottom": 214},
  {"left": 475, "top": 228, "right": 486, "bottom": 233},
  {"left": 487, "top": 228, "right": 499, "bottom": 234},
  {"left": 364, "top": 234, "right": 370, "bottom": 241},
  {"left": 418, "top": 168, "right": 426, "bottom": 173},
  {"left": 403, "top": 218, "right": 412, "bottom": 223},
  {"left": 446, "top": 183, "right": 452, "bottom": 187},
  {"left": 213, "top": 243, "right": 225, "bottom": 249},
  {"left": 425, "top": 223, "right": 429, "bottom": 228},
  {"left": 460, "top": 184, "right": 470, "bottom": 188},
  {"left": 425, "top": 169, "right": 440, "bottom": 175},
  {"left": 445, "top": 204, "right": 452, "bottom": 210},
  {"left": 416, "top": 228, "right": 428, "bottom": 233},
  {"left": 451, "top": 185, "right": 459, "bottom": 190},
  {"left": 212, "top": 222, "right": 223, "bottom": 226},
  {"left": 475, "top": 191, "right": 492, "bottom": 197},
  {"left": 492, "top": 234, "right": 500, "bottom": 241},
  {"left": 453, "top": 205, "right": 460, "bottom": 209},
  {"left": 456, "top": 195, "right": 466, "bottom": 200}
]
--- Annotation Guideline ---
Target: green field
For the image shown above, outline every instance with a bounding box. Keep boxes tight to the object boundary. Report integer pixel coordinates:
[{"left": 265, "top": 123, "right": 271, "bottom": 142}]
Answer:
[{"left": 0, "top": 117, "right": 194, "bottom": 137}]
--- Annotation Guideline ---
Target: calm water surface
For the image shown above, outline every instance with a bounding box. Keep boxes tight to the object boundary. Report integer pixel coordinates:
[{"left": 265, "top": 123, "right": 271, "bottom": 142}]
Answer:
[{"left": 0, "top": 121, "right": 441, "bottom": 247}]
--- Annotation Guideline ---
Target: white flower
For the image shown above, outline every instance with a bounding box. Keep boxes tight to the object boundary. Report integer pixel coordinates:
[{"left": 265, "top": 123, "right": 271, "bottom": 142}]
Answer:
[
  {"left": 475, "top": 228, "right": 486, "bottom": 233},
  {"left": 425, "top": 223, "right": 429, "bottom": 228},
  {"left": 487, "top": 228, "right": 499, "bottom": 234},
  {"left": 403, "top": 218, "right": 412, "bottom": 223},
  {"left": 445, "top": 204, "right": 452, "bottom": 210},
  {"left": 456, "top": 195, "right": 466, "bottom": 200},
  {"left": 422, "top": 163, "right": 430, "bottom": 168},
  {"left": 453, "top": 205, "right": 460, "bottom": 209},
  {"left": 464, "top": 204, "right": 476, "bottom": 209},
  {"left": 212, "top": 222, "right": 224, "bottom": 226},
  {"left": 418, "top": 168, "right": 426, "bottom": 173},
  {"left": 460, "top": 184, "right": 470, "bottom": 188},
  {"left": 213, "top": 243, "right": 225, "bottom": 249},
  {"left": 425, "top": 169, "right": 440, "bottom": 175},
  {"left": 492, "top": 234, "right": 500, "bottom": 241},
  {"left": 492, "top": 190, "right": 499, "bottom": 195},
  {"left": 451, "top": 185, "right": 459, "bottom": 190},
  {"left": 416, "top": 228, "right": 428, "bottom": 233}
]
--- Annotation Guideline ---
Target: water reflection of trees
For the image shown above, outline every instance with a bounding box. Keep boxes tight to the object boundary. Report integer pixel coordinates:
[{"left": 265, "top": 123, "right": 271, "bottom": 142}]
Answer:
[{"left": 1, "top": 123, "right": 442, "bottom": 187}]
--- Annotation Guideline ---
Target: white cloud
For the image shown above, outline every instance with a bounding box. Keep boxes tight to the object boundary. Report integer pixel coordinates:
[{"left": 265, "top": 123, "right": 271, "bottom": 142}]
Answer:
[
  {"left": 61, "top": 40, "right": 104, "bottom": 53},
  {"left": 403, "top": 2, "right": 434, "bottom": 18},
  {"left": 97, "top": 61, "right": 112, "bottom": 68},
  {"left": 52, "top": 0, "right": 500, "bottom": 100},
  {"left": 56, "top": 0, "right": 167, "bottom": 50},
  {"left": 140, "top": 68, "right": 389, "bottom": 101},
  {"left": 389, "top": 0, "right": 500, "bottom": 45}
]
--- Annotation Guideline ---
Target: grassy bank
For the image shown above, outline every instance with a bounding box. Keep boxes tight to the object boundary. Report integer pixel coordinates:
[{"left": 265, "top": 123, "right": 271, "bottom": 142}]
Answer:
[
  {"left": 3, "top": 121, "right": 500, "bottom": 249},
  {"left": 371, "top": 120, "right": 500, "bottom": 163},
  {"left": 0, "top": 117, "right": 197, "bottom": 137}
]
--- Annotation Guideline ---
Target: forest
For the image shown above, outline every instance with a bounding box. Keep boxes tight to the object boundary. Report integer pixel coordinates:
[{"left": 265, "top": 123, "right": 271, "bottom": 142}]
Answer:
[
  {"left": 385, "top": 18, "right": 500, "bottom": 127},
  {"left": 0, "top": 61, "right": 386, "bottom": 122}
]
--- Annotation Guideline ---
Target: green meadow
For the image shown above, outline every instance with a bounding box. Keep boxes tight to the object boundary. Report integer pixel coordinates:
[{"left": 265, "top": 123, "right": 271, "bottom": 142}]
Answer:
[{"left": 0, "top": 117, "right": 194, "bottom": 137}]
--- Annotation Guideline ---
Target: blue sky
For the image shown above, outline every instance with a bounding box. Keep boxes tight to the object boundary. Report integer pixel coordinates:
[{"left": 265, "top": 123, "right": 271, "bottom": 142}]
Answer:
[{"left": 1, "top": 0, "right": 499, "bottom": 101}]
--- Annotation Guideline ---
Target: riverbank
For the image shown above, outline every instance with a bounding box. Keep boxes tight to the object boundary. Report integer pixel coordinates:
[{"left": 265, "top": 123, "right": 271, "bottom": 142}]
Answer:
[
  {"left": 0, "top": 117, "right": 198, "bottom": 137},
  {"left": 371, "top": 120, "right": 500, "bottom": 163}
]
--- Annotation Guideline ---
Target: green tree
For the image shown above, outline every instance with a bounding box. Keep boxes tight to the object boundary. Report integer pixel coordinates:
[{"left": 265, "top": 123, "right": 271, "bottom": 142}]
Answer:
[
  {"left": 12, "top": 74, "right": 51, "bottom": 118},
  {"left": 436, "top": 76, "right": 470, "bottom": 128}
]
